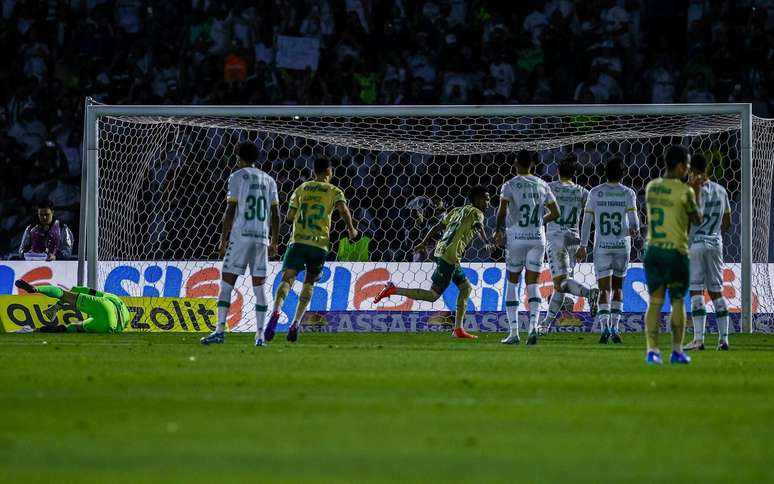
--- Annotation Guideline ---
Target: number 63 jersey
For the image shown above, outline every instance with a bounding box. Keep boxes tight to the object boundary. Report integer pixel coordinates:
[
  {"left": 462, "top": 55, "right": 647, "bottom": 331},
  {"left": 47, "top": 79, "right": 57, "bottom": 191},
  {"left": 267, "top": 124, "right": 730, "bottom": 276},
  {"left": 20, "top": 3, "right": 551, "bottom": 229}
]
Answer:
[
  {"left": 227, "top": 166, "right": 279, "bottom": 245},
  {"left": 288, "top": 180, "right": 346, "bottom": 251},
  {"left": 584, "top": 183, "right": 638, "bottom": 253}
]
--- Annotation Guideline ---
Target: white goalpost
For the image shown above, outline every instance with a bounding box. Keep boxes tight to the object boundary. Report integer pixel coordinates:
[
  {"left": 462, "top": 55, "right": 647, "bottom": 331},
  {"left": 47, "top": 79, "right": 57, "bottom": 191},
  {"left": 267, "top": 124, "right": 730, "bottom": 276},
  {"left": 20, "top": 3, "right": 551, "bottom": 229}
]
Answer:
[{"left": 80, "top": 100, "right": 774, "bottom": 333}]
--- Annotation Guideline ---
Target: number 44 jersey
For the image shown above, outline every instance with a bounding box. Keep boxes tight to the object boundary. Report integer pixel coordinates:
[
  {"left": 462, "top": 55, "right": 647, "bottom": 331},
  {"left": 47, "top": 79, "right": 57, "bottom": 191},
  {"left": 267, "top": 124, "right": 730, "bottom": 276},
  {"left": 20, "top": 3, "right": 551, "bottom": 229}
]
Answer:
[
  {"left": 227, "top": 166, "right": 280, "bottom": 244},
  {"left": 288, "top": 180, "right": 346, "bottom": 251},
  {"left": 546, "top": 180, "right": 588, "bottom": 246}
]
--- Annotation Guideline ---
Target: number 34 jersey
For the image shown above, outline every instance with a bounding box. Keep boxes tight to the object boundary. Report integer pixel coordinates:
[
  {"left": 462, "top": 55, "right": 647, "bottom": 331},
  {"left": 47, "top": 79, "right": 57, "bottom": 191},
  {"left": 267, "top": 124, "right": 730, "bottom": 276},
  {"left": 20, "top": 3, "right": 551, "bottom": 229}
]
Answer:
[
  {"left": 288, "top": 180, "right": 346, "bottom": 251},
  {"left": 500, "top": 174, "right": 557, "bottom": 243},
  {"left": 227, "top": 167, "right": 279, "bottom": 245},
  {"left": 584, "top": 183, "right": 638, "bottom": 252}
]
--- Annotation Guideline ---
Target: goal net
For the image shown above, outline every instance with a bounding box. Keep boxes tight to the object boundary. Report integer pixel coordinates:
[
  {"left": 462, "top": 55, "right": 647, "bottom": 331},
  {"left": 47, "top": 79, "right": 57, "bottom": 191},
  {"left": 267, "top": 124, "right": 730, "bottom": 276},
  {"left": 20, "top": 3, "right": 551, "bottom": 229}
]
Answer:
[{"left": 84, "top": 104, "right": 774, "bottom": 333}]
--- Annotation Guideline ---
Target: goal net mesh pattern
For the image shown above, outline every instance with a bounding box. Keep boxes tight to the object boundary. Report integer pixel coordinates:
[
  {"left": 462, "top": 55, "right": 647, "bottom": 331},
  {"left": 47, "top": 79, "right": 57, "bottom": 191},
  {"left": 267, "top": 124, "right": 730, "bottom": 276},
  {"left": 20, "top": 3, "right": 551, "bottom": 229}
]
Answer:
[{"left": 93, "top": 111, "right": 774, "bottom": 330}]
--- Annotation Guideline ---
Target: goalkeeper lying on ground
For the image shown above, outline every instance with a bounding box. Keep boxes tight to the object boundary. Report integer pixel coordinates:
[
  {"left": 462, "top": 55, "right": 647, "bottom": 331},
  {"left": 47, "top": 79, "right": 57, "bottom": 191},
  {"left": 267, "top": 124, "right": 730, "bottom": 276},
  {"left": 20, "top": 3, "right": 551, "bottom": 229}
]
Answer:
[{"left": 15, "top": 280, "right": 129, "bottom": 333}]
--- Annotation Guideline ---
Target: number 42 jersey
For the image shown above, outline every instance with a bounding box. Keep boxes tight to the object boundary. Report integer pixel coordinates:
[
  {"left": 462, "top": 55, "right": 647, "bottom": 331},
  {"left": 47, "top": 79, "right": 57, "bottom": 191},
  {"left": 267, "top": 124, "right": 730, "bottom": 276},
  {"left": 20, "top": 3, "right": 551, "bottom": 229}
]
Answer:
[
  {"left": 288, "top": 180, "right": 347, "bottom": 251},
  {"left": 227, "top": 166, "right": 279, "bottom": 244}
]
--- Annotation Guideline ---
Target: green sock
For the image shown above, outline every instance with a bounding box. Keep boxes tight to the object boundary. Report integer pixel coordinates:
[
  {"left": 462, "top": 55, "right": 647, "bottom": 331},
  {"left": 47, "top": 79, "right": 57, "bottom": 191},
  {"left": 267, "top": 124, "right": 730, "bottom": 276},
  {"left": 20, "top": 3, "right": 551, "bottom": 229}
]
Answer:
[{"left": 37, "top": 285, "right": 64, "bottom": 299}]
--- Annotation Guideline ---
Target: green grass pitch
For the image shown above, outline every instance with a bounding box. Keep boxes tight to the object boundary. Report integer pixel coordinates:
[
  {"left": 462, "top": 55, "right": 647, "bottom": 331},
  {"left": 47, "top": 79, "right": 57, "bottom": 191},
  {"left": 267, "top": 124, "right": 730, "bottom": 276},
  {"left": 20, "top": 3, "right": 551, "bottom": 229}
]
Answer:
[{"left": 1, "top": 331, "right": 773, "bottom": 483}]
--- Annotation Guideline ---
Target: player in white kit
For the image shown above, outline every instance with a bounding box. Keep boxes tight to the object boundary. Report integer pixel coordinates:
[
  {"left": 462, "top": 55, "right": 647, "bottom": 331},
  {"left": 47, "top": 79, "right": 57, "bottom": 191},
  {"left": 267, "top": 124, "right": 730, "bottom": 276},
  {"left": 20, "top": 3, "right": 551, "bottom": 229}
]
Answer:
[
  {"left": 683, "top": 154, "right": 732, "bottom": 351},
  {"left": 495, "top": 150, "right": 560, "bottom": 345},
  {"left": 201, "top": 141, "right": 280, "bottom": 347},
  {"left": 577, "top": 156, "right": 639, "bottom": 344},
  {"left": 538, "top": 155, "right": 599, "bottom": 335}
]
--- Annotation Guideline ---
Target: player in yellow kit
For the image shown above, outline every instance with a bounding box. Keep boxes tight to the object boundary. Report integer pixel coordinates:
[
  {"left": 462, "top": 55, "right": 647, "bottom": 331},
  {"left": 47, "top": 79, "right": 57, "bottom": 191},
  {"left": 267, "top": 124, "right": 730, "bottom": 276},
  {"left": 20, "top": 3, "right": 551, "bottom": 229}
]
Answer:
[
  {"left": 264, "top": 157, "right": 358, "bottom": 343},
  {"left": 643, "top": 145, "right": 702, "bottom": 365},
  {"left": 374, "top": 185, "right": 492, "bottom": 339}
]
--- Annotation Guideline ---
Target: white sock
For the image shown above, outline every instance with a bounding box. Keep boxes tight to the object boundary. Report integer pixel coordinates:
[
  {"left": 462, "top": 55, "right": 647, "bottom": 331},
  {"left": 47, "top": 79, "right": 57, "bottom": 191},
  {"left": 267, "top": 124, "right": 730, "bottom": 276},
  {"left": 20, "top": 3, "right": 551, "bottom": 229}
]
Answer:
[
  {"left": 714, "top": 297, "right": 729, "bottom": 343},
  {"left": 527, "top": 283, "right": 540, "bottom": 331},
  {"left": 254, "top": 284, "right": 268, "bottom": 339},
  {"left": 505, "top": 280, "right": 520, "bottom": 335},
  {"left": 216, "top": 280, "right": 234, "bottom": 333},
  {"left": 545, "top": 291, "right": 564, "bottom": 323},
  {"left": 560, "top": 278, "right": 590, "bottom": 298},
  {"left": 691, "top": 295, "right": 706, "bottom": 342},
  {"left": 597, "top": 303, "right": 610, "bottom": 332},
  {"left": 610, "top": 300, "right": 623, "bottom": 332}
]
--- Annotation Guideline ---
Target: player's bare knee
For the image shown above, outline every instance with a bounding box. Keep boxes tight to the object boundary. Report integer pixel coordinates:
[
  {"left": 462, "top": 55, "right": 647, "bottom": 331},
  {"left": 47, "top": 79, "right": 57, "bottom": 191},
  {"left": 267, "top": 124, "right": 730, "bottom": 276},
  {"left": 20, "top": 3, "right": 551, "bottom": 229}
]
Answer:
[
  {"left": 252, "top": 277, "right": 266, "bottom": 286},
  {"left": 507, "top": 271, "right": 521, "bottom": 284},
  {"left": 552, "top": 275, "right": 566, "bottom": 289},
  {"left": 525, "top": 271, "right": 539, "bottom": 285}
]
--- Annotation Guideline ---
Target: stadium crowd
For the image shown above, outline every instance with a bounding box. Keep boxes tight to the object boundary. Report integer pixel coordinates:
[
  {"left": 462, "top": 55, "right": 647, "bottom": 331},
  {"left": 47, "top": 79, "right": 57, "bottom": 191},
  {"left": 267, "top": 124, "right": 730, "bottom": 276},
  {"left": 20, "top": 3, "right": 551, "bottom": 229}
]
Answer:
[{"left": 1, "top": 0, "right": 772, "bottom": 259}]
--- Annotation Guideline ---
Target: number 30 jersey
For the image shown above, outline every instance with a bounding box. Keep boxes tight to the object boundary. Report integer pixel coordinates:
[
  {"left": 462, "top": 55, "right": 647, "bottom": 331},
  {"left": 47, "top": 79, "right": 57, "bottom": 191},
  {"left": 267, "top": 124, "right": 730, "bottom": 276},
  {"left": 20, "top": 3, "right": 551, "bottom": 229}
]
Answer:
[
  {"left": 500, "top": 175, "right": 557, "bottom": 243},
  {"left": 546, "top": 180, "right": 588, "bottom": 243},
  {"left": 288, "top": 180, "right": 346, "bottom": 251},
  {"left": 584, "top": 183, "right": 638, "bottom": 252},
  {"left": 227, "top": 167, "right": 279, "bottom": 245}
]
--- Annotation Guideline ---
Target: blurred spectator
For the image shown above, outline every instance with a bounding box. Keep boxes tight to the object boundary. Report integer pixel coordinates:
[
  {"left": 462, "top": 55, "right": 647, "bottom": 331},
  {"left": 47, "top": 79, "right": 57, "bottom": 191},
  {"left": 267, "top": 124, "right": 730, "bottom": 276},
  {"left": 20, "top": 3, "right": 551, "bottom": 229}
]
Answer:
[{"left": 15, "top": 200, "right": 74, "bottom": 261}]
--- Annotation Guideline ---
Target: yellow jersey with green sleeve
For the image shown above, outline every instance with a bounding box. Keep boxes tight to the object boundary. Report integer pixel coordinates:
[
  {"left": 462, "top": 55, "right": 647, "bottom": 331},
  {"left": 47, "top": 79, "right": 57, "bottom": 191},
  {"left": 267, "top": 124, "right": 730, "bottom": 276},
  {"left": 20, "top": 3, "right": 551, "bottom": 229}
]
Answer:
[
  {"left": 645, "top": 177, "right": 698, "bottom": 255},
  {"left": 288, "top": 180, "right": 346, "bottom": 251},
  {"left": 433, "top": 205, "right": 485, "bottom": 266}
]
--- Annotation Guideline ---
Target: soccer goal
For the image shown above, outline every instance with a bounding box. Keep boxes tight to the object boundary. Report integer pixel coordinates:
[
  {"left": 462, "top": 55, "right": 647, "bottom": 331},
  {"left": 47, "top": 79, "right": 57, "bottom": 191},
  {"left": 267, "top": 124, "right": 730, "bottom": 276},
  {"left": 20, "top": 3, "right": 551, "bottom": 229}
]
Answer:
[{"left": 80, "top": 100, "right": 774, "bottom": 333}]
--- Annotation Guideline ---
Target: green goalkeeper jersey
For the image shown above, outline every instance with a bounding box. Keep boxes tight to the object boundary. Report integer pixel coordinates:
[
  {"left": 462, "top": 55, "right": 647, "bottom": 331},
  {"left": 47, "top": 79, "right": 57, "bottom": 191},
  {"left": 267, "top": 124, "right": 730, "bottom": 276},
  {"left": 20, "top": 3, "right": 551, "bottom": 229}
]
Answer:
[{"left": 433, "top": 205, "right": 484, "bottom": 266}]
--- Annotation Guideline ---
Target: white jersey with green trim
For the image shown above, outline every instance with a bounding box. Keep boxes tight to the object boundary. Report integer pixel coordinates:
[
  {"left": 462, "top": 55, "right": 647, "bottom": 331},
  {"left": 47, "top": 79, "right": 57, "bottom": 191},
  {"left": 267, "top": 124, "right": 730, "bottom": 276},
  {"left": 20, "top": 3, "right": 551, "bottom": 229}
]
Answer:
[
  {"left": 546, "top": 180, "right": 588, "bottom": 241},
  {"left": 689, "top": 180, "right": 730, "bottom": 246},
  {"left": 584, "top": 183, "right": 638, "bottom": 251},
  {"left": 500, "top": 174, "right": 557, "bottom": 243},
  {"left": 226, "top": 167, "right": 279, "bottom": 244}
]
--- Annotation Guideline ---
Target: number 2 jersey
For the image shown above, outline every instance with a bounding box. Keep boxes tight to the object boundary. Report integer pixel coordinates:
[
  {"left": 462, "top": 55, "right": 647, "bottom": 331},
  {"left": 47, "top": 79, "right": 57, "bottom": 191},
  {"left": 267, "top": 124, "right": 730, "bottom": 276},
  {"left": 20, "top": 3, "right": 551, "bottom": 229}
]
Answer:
[
  {"left": 689, "top": 180, "right": 730, "bottom": 247},
  {"left": 288, "top": 180, "right": 347, "bottom": 251},
  {"left": 500, "top": 174, "right": 557, "bottom": 243},
  {"left": 583, "top": 183, "right": 639, "bottom": 252},
  {"left": 227, "top": 167, "right": 279, "bottom": 244},
  {"left": 546, "top": 180, "right": 588, "bottom": 245},
  {"left": 644, "top": 178, "right": 697, "bottom": 255}
]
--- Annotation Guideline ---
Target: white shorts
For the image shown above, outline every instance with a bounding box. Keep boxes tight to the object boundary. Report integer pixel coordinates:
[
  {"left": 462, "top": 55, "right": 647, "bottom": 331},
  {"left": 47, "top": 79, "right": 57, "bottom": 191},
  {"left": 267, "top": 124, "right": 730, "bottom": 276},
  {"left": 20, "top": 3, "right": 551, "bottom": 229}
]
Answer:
[
  {"left": 594, "top": 249, "right": 629, "bottom": 279},
  {"left": 546, "top": 234, "right": 579, "bottom": 278},
  {"left": 690, "top": 241, "right": 723, "bottom": 293},
  {"left": 222, "top": 239, "right": 268, "bottom": 277},
  {"left": 506, "top": 239, "right": 545, "bottom": 274}
]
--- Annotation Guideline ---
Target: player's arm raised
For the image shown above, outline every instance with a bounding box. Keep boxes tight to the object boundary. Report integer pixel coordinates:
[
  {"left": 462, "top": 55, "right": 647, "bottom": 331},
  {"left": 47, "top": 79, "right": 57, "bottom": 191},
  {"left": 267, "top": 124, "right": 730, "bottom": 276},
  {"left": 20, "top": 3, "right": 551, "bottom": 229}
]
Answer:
[
  {"left": 494, "top": 198, "right": 508, "bottom": 246},
  {"left": 336, "top": 200, "right": 359, "bottom": 241},
  {"left": 219, "top": 202, "right": 237, "bottom": 258}
]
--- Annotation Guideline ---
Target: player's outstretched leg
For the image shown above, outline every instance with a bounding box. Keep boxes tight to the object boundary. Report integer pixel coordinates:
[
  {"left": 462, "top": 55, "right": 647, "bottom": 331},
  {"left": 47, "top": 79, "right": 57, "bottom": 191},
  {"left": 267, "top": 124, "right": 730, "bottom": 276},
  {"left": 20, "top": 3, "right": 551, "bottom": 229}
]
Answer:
[{"left": 266, "top": 270, "right": 296, "bottom": 341}]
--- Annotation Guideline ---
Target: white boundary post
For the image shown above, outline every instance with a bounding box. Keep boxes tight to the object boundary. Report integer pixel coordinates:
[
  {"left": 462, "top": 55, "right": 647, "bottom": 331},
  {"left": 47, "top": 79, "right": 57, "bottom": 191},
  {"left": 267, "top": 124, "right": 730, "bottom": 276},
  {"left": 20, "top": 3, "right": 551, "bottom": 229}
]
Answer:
[
  {"left": 84, "top": 102, "right": 753, "bottom": 325},
  {"left": 85, "top": 101, "right": 99, "bottom": 288},
  {"left": 740, "top": 104, "right": 753, "bottom": 332},
  {"left": 77, "top": 98, "right": 91, "bottom": 286}
]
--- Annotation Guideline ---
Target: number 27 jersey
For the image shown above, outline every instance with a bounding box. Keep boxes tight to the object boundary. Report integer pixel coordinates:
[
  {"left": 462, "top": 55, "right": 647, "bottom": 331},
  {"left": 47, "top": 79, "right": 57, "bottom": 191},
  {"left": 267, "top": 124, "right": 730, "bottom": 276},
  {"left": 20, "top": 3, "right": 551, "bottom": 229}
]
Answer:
[{"left": 227, "top": 167, "right": 279, "bottom": 244}]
